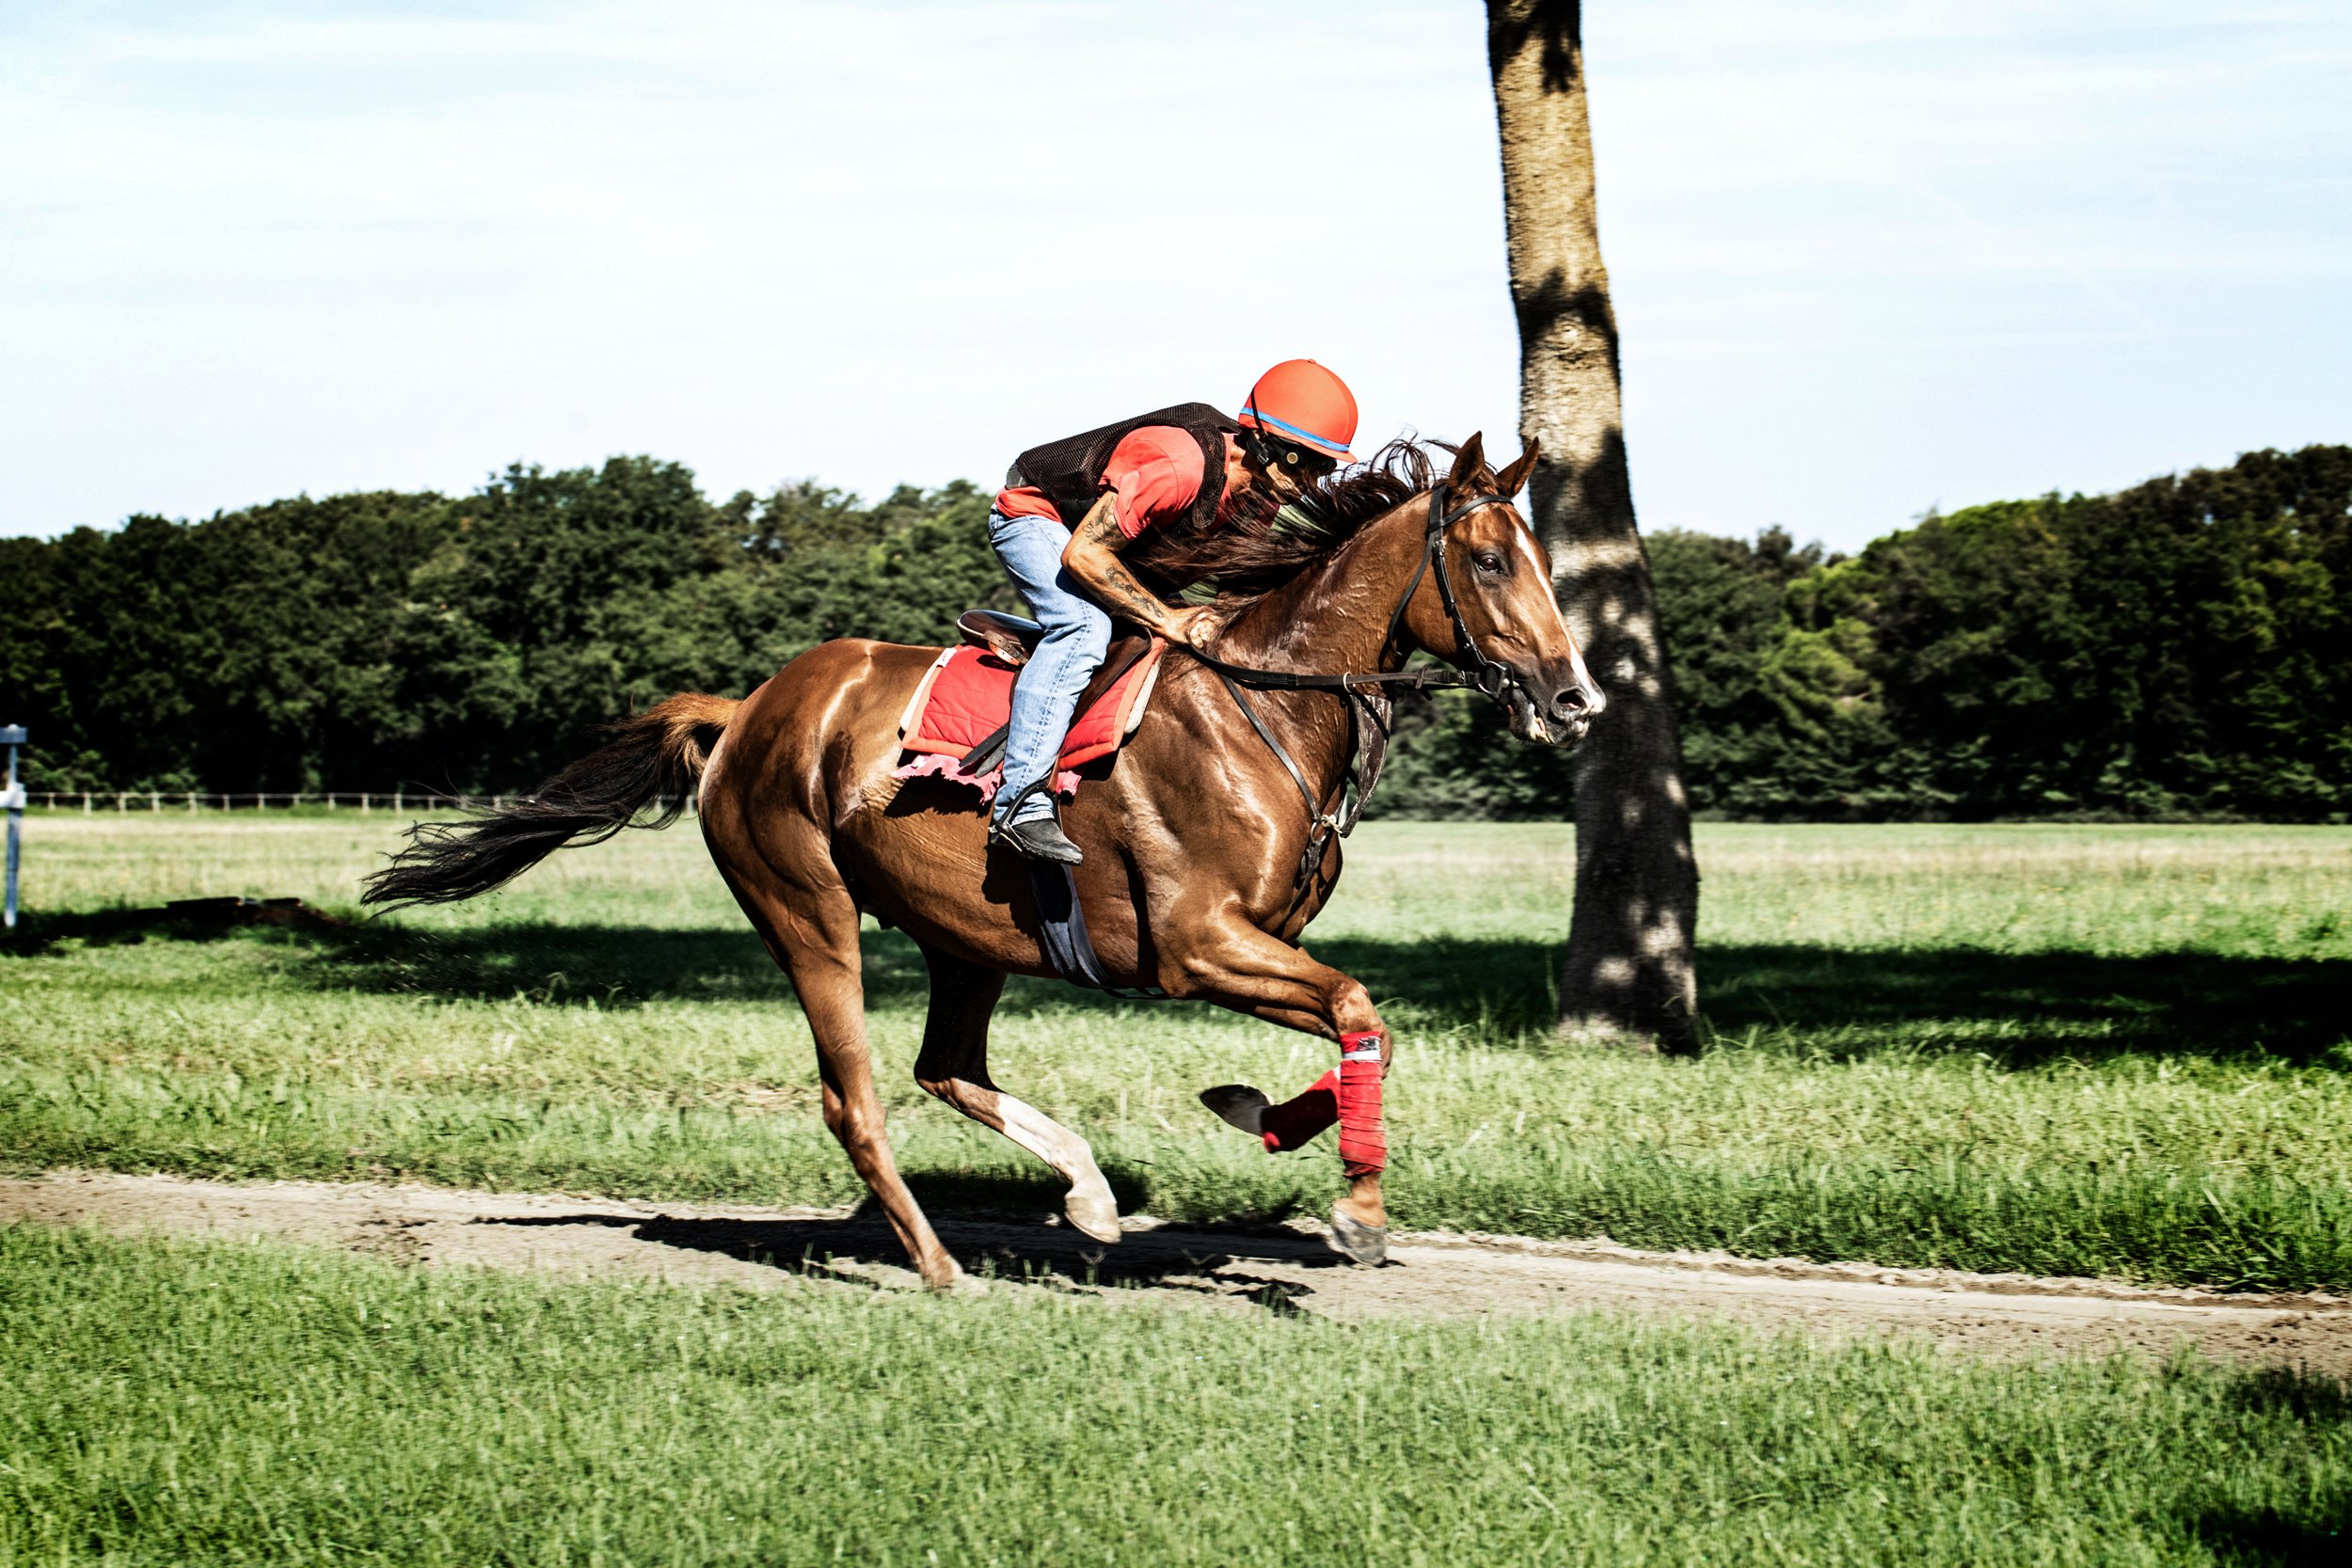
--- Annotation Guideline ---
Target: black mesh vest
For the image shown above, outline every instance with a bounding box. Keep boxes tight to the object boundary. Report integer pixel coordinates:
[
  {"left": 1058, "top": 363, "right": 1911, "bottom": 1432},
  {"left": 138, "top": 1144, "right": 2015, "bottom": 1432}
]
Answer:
[{"left": 1008, "top": 402, "right": 1238, "bottom": 533}]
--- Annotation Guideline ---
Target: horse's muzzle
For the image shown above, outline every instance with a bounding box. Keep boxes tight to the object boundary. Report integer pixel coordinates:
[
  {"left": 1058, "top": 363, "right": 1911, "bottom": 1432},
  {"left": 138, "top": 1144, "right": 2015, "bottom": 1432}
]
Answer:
[{"left": 1504, "top": 679, "right": 1601, "bottom": 749}]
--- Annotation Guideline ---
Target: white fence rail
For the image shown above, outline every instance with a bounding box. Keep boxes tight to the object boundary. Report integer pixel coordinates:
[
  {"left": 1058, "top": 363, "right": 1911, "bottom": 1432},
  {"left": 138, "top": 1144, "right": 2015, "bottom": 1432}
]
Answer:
[{"left": 25, "top": 791, "right": 695, "bottom": 816}]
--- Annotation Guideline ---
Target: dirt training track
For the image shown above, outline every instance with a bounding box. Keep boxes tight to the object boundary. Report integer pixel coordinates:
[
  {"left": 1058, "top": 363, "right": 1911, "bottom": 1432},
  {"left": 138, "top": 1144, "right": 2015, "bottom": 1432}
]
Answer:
[{"left": 10, "top": 1171, "right": 2350, "bottom": 1379}]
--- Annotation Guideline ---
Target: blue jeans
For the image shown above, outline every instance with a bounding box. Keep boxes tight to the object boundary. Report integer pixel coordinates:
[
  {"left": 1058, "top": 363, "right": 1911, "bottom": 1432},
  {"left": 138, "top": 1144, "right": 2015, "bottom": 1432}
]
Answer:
[{"left": 988, "top": 508, "right": 1111, "bottom": 826}]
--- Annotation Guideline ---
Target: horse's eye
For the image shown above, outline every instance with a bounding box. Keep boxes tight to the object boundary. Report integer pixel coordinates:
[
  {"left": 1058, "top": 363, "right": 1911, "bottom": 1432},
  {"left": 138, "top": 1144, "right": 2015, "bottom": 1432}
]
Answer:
[{"left": 1474, "top": 552, "right": 1506, "bottom": 575}]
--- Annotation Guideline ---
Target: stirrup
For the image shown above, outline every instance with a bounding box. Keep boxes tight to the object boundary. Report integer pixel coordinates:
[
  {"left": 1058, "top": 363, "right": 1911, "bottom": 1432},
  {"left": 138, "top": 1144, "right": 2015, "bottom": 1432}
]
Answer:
[{"left": 992, "top": 815, "right": 1084, "bottom": 865}]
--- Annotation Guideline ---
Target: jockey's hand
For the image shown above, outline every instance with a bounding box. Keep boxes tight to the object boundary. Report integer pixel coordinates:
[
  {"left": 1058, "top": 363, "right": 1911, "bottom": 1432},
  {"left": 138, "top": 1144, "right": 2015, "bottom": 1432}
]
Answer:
[{"left": 1164, "top": 607, "right": 1218, "bottom": 652}]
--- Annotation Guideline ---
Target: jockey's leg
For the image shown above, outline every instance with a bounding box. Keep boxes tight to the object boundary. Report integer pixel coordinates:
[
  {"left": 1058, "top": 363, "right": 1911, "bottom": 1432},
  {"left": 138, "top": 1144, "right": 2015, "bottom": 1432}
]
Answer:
[{"left": 986, "top": 508, "right": 1112, "bottom": 831}]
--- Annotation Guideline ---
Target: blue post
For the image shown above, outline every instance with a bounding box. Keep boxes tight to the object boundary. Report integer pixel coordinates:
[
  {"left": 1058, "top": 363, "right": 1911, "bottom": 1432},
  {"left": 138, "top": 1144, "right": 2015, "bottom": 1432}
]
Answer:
[{"left": 2, "top": 724, "right": 24, "bottom": 931}]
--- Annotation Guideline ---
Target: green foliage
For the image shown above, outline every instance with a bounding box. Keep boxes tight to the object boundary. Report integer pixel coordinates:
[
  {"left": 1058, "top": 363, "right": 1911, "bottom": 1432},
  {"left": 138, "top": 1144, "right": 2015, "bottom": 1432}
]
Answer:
[
  {"left": 6, "top": 462, "right": 1007, "bottom": 794},
  {"left": 1372, "top": 686, "right": 1577, "bottom": 818},
  {"left": 7, "top": 444, "right": 2344, "bottom": 817},
  {"left": 1651, "top": 444, "right": 2352, "bottom": 819}
]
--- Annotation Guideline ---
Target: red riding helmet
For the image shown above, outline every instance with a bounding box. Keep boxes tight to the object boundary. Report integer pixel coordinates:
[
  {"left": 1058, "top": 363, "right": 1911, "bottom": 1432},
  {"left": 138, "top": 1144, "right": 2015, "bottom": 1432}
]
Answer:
[{"left": 1239, "top": 359, "right": 1358, "bottom": 464}]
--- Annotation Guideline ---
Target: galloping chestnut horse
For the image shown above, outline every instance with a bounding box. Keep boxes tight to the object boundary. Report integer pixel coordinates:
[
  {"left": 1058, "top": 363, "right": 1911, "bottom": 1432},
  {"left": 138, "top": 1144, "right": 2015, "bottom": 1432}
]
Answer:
[{"left": 364, "top": 435, "right": 1603, "bottom": 1289}]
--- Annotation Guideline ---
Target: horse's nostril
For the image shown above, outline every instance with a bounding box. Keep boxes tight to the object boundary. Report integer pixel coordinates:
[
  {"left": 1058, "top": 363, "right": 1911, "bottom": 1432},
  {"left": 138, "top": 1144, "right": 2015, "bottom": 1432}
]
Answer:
[{"left": 1553, "top": 689, "right": 1588, "bottom": 715}]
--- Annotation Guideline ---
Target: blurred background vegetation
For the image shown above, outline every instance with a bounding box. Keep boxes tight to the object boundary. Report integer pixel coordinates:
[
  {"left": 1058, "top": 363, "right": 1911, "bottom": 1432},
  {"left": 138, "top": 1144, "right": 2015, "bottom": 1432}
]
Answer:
[{"left": 5, "top": 443, "right": 2344, "bottom": 820}]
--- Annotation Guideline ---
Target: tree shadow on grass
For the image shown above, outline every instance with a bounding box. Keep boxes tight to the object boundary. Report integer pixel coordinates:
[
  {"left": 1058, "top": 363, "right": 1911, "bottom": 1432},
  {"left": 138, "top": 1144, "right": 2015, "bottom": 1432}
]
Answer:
[
  {"left": 310, "top": 923, "right": 871, "bottom": 1006},
  {"left": 14, "top": 909, "right": 2346, "bottom": 1067},
  {"left": 6, "top": 908, "right": 913, "bottom": 1007},
  {"left": 2168, "top": 1370, "right": 2352, "bottom": 1562},
  {"left": 2221, "top": 1365, "right": 2352, "bottom": 1419},
  {"left": 1689, "top": 942, "right": 2350, "bottom": 1067},
  {"left": 1273, "top": 935, "right": 2349, "bottom": 1067},
  {"left": 2191, "top": 1508, "right": 2350, "bottom": 1568},
  {"left": 1271, "top": 937, "right": 2349, "bottom": 1067}
]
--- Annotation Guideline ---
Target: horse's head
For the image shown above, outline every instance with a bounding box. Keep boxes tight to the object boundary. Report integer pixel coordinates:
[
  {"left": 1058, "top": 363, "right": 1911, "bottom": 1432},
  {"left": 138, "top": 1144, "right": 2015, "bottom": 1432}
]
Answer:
[{"left": 1406, "top": 434, "right": 1606, "bottom": 748}]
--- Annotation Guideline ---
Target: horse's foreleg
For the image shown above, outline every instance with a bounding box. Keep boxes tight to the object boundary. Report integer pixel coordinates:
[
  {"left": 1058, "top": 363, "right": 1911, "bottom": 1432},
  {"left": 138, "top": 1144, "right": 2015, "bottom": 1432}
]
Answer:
[
  {"left": 1163, "top": 919, "right": 1394, "bottom": 1262},
  {"left": 913, "top": 943, "right": 1122, "bottom": 1244}
]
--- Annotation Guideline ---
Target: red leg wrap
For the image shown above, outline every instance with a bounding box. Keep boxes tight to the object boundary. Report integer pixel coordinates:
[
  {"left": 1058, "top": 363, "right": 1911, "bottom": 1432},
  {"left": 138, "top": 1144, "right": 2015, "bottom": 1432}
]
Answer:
[
  {"left": 1259, "top": 1070, "right": 1339, "bottom": 1153},
  {"left": 1337, "top": 1030, "right": 1387, "bottom": 1177}
]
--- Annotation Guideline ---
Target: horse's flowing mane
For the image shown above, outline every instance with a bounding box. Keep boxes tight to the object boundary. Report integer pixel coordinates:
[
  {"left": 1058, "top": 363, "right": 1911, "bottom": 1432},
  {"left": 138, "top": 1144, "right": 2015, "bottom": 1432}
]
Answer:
[{"left": 1129, "top": 437, "right": 1449, "bottom": 603}]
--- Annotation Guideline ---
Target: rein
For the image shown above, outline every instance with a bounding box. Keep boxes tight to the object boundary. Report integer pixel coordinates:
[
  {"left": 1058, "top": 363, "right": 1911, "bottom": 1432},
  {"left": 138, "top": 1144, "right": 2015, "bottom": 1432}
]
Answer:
[
  {"left": 1189, "top": 483, "right": 1524, "bottom": 702},
  {"left": 1184, "top": 483, "right": 1527, "bottom": 915}
]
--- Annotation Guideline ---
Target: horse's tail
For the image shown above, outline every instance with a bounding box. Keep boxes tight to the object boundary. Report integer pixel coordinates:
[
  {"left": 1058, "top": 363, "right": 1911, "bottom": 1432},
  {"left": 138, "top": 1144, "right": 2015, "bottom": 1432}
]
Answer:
[{"left": 360, "top": 692, "right": 740, "bottom": 911}]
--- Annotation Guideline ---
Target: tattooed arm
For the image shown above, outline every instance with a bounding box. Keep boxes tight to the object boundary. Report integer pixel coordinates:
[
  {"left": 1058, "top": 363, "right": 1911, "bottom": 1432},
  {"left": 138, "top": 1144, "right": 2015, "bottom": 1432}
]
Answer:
[{"left": 1060, "top": 490, "right": 1216, "bottom": 649}]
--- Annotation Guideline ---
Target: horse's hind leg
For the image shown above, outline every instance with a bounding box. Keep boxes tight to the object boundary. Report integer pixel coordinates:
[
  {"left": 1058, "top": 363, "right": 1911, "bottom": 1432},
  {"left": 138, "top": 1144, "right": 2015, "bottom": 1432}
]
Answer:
[
  {"left": 722, "top": 863, "right": 961, "bottom": 1290},
  {"left": 913, "top": 942, "right": 1122, "bottom": 1244}
]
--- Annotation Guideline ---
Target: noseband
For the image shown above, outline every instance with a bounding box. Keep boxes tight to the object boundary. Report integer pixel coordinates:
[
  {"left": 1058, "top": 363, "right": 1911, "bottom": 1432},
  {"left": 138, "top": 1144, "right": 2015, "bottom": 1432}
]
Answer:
[{"left": 1188, "top": 483, "right": 1539, "bottom": 912}]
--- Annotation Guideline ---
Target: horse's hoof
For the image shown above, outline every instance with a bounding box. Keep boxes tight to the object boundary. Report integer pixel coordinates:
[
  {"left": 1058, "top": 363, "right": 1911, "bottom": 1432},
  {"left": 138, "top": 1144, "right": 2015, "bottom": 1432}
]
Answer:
[
  {"left": 1199, "top": 1084, "right": 1270, "bottom": 1136},
  {"left": 1065, "top": 1189, "right": 1123, "bottom": 1244},
  {"left": 1327, "top": 1208, "right": 1388, "bottom": 1267}
]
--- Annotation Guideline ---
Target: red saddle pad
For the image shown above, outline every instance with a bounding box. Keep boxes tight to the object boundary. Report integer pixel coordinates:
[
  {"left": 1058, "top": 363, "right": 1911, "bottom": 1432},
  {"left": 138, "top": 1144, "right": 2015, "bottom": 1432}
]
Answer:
[{"left": 894, "top": 641, "right": 1165, "bottom": 802}]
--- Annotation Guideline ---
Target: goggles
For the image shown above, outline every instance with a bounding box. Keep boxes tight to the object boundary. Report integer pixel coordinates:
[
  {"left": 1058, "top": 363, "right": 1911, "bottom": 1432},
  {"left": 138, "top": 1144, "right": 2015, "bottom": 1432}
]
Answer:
[{"left": 1243, "top": 426, "right": 1340, "bottom": 483}]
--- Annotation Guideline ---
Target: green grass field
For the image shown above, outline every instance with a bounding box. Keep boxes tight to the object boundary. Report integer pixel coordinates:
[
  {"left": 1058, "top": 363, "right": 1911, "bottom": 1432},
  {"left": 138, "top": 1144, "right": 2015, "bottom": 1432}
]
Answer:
[
  {"left": 8, "top": 816, "right": 2352, "bottom": 1566},
  {"left": 7, "top": 815, "right": 2349, "bottom": 1289},
  {"left": 4, "top": 1224, "right": 2348, "bottom": 1568}
]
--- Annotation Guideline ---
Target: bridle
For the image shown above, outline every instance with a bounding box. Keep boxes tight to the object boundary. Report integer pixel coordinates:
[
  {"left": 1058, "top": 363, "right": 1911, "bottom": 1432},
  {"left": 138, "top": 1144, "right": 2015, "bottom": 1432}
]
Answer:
[
  {"left": 1192, "top": 481, "right": 1527, "bottom": 704},
  {"left": 1375, "top": 483, "right": 1532, "bottom": 705},
  {"left": 1186, "top": 482, "right": 1536, "bottom": 912}
]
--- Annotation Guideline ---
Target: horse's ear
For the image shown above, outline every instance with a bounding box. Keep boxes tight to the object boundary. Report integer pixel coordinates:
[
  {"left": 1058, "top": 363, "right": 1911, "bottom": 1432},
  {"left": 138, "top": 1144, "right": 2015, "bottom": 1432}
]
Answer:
[
  {"left": 1446, "top": 432, "right": 1487, "bottom": 492},
  {"left": 1494, "top": 439, "right": 1541, "bottom": 499}
]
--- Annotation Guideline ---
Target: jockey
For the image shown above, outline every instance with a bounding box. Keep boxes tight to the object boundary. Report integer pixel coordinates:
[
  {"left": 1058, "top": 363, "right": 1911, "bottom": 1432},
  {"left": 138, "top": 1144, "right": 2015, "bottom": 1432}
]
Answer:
[{"left": 987, "top": 360, "right": 1359, "bottom": 864}]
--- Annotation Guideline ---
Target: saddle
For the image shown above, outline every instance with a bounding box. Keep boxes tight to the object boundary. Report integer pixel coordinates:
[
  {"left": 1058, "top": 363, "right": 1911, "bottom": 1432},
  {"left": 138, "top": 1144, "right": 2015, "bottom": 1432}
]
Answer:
[
  {"left": 893, "top": 611, "right": 1166, "bottom": 802},
  {"left": 954, "top": 609, "right": 1046, "bottom": 664},
  {"left": 897, "top": 610, "right": 1173, "bottom": 1002}
]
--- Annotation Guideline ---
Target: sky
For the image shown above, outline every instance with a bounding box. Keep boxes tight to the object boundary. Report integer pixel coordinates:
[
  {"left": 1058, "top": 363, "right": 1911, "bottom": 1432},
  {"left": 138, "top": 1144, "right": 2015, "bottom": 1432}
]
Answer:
[{"left": 3, "top": 0, "right": 2345, "bottom": 551}]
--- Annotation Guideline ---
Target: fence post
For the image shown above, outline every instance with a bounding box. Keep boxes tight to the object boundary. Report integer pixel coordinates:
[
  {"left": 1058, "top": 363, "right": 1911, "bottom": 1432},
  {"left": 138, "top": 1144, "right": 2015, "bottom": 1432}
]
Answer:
[
  {"left": 118, "top": 792, "right": 127, "bottom": 813},
  {"left": 2, "top": 725, "right": 24, "bottom": 930},
  {"left": 83, "top": 793, "right": 91, "bottom": 816},
  {"left": 394, "top": 788, "right": 404, "bottom": 816}
]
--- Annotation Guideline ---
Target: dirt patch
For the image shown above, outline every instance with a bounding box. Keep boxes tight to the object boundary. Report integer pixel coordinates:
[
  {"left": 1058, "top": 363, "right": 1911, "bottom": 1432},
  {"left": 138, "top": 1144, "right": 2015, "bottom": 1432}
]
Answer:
[{"left": 8, "top": 1170, "right": 2349, "bottom": 1379}]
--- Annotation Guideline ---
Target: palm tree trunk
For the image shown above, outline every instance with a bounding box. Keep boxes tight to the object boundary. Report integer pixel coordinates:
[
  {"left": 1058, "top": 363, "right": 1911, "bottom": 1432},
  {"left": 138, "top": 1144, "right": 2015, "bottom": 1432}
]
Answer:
[{"left": 1486, "top": 0, "right": 1699, "bottom": 1052}]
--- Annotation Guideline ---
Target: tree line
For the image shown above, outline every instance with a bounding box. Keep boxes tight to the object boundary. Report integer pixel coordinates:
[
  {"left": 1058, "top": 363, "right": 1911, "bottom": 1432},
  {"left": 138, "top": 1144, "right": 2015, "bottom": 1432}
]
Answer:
[
  {"left": 4, "top": 443, "right": 2344, "bottom": 820},
  {"left": 1382, "top": 442, "right": 2348, "bottom": 820}
]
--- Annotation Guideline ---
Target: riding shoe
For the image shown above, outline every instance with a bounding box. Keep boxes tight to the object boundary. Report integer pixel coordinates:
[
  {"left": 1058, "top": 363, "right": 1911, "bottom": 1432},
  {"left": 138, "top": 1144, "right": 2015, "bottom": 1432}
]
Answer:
[{"left": 993, "top": 815, "right": 1085, "bottom": 865}]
